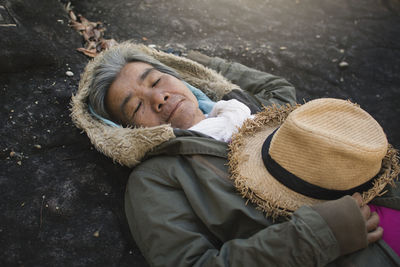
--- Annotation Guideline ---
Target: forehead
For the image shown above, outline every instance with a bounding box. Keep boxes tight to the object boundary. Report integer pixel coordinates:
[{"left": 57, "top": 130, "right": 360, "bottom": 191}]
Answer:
[
  {"left": 115, "top": 61, "right": 154, "bottom": 84},
  {"left": 107, "top": 62, "right": 154, "bottom": 104}
]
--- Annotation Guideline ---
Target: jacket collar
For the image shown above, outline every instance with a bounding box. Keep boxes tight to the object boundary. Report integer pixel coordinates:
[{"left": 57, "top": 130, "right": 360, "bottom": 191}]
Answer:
[{"left": 144, "top": 129, "right": 229, "bottom": 160}]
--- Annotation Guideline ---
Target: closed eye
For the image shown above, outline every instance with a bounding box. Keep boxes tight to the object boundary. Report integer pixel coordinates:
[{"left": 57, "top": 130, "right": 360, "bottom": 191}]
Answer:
[
  {"left": 134, "top": 101, "right": 142, "bottom": 114},
  {"left": 152, "top": 78, "right": 161, "bottom": 87}
]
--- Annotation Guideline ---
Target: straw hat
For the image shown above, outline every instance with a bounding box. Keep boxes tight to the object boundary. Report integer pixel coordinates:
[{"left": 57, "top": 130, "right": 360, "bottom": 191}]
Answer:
[{"left": 228, "top": 98, "right": 399, "bottom": 218}]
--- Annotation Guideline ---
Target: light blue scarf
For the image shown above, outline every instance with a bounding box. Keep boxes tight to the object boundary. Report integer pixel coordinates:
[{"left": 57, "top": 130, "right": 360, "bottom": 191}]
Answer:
[
  {"left": 89, "top": 82, "right": 215, "bottom": 128},
  {"left": 183, "top": 82, "right": 215, "bottom": 114}
]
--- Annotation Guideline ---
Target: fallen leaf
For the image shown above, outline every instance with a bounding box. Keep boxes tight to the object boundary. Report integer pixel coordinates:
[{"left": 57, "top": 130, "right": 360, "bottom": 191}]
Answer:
[
  {"left": 77, "top": 47, "right": 97, "bottom": 58},
  {"left": 69, "top": 10, "right": 77, "bottom": 22},
  {"left": 68, "top": 10, "right": 119, "bottom": 58}
]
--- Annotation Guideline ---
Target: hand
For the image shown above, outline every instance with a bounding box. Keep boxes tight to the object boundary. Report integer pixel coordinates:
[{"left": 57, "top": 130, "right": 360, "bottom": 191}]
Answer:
[{"left": 352, "top": 193, "right": 383, "bottom": 244}]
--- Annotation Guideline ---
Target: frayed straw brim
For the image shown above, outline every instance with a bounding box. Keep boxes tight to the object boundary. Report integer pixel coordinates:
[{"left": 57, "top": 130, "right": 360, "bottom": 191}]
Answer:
[{"left": 228, "top": 104, "right": 400, "bottom": 219}]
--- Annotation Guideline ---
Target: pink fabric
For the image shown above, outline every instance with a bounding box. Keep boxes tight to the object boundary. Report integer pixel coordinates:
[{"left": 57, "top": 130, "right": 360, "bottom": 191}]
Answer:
[{"left": 369, "top": 204, "right": 400, "bottom": 256}]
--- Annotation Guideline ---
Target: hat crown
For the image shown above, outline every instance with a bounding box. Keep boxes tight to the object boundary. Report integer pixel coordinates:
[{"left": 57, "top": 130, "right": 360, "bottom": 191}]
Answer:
[{"left": 269, "top": 98, "right": 388, "bottom": 190}]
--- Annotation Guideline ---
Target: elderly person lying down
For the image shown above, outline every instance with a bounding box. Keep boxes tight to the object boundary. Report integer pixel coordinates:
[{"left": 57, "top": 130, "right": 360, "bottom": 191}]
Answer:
[{"left": 71, "top": 42, "right": 400, "bottom": 267}]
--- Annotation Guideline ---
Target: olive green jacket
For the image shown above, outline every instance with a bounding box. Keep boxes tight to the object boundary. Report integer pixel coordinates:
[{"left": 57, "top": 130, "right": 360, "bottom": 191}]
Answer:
[
  {"left": 71, "top": 43, "right": 400, "bottom": 267},
  {"left": 125, "top": 57, "right": 400, "bottom": 266}
]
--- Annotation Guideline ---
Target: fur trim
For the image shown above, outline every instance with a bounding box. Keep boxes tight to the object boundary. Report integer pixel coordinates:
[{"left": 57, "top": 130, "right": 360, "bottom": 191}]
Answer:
[{"left": 71, "top": 42, "right": 237, "bottom": 167}]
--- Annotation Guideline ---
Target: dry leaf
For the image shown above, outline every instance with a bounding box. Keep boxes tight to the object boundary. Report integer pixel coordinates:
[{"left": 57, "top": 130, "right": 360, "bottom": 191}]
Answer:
[
  {"left": 68, "top": 9, "right": 119, "bottom": 57},
  {"left": 77, "top": 47, "right": 97, "bottom": 58}
]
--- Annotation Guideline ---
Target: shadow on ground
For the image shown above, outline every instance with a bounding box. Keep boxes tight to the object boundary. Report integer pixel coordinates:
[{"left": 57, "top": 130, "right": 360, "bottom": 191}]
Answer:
[{"left": 1, "top": 0, "right": 399, "bottom": 266}]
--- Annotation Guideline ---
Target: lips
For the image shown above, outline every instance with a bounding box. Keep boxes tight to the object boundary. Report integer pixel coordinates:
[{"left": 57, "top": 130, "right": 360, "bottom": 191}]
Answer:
[{"left": 167, "top": 99, "right": 184, "bottom": 123}]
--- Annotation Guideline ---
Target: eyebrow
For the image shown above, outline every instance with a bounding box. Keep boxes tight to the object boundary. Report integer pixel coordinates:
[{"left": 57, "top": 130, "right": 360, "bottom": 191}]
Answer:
[
  {"left": 120, "top": 92, "right": 132, "bottom": 121},
  {"left": 138, "top": 67, "right": 156, "bottom": 84}
]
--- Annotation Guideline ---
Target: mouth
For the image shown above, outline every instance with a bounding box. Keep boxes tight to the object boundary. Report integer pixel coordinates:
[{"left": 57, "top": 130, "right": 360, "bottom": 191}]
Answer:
[{"left": 167, "top": 99, "right": 184, "bottom": 123}]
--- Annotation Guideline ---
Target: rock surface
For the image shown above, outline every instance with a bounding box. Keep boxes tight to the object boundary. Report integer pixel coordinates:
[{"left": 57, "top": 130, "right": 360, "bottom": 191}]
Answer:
[{"left": 1, "top": 0, "right": 399, "bottom": 266}]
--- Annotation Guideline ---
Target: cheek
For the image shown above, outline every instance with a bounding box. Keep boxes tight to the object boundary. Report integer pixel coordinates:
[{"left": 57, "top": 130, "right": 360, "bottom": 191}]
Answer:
[
  {"left": 170, "top": 101, "right": 203, "bottom": 129},
  {"left": 105, "top": 96, "right": 123, "bottom": 121},
  {"left": 187, "top": 94, "right": 199, "bottom": 107},
  {"left": 166, "top": 77, "right": 197, "bottom": 103},
  {"left": 134, "top": 109, "right": 160, "bottom": 127}
]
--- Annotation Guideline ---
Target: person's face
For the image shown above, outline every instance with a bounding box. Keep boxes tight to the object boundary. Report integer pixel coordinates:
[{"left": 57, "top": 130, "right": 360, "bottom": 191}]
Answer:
[{"left": 105, "top": 62, "right": 205, "bottom": 129}]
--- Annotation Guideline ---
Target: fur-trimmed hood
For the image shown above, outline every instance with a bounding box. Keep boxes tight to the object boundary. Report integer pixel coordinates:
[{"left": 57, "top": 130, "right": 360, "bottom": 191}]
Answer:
[{"left": 71, "top": 42, "right": 238, "bottom": 167}]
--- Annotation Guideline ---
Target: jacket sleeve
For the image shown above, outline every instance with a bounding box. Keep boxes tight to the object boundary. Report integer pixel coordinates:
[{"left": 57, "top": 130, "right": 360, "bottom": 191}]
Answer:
[
  {"left": 207, "top": 56, "right": 297, "bottom": 107},
  {"left": 125, "top": 163, "right": 355, "bottom": 267}
]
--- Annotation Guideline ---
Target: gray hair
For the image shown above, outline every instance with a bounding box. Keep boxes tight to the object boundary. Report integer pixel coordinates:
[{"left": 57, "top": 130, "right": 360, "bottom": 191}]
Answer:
[{"left": 89, "top": 48, "right": 180, "bottom": 122}]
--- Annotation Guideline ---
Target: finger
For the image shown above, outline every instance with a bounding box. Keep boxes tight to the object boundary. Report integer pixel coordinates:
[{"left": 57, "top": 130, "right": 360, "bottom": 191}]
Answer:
[
  {"left": 367, "top": 226, "right": 383, "bottom": 244},
  {"left": 366, "top": 212, "right": 380, "bottom": 232},
  {"left": 352, "top": 192, "right": 363, "bottom": 206},
  {"left": 360, "top": 204, "right": 371, "bottom": 221}
]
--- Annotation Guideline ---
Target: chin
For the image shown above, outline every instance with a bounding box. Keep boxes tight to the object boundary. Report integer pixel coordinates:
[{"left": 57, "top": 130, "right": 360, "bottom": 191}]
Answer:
[{"left": 170, "top": 106, "right": 200, "bottom": 129}]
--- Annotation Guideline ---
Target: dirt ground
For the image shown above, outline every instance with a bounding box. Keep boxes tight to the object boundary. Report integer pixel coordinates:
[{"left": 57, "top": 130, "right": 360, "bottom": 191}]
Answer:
[{"left": 1, "top": 0, "right": 399, "bottom": 266}]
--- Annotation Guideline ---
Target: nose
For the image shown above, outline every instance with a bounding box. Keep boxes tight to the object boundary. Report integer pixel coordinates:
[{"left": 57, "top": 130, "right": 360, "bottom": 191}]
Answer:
[{"left": 151, "top": 91, "right": 169, "bottom": 112}]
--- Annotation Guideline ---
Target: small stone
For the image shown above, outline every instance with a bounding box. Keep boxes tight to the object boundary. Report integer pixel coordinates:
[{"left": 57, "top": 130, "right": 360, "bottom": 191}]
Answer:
[
  {"left": 148, "top": 44, "right": 156, "bottom": 48},
  {"left": 34, "top": 144, "right": 42, "bottom": 149},
  {"left": 21, "top": 202, "right": 25, "bottom": 207},
  {"left": 55, "top": 206, "right": 59, "bottom": 210},
  {"left": 10, "top": 151, "right": 15, "bottom": 157},
  {"left": 66, "top": 71, "right": 74, "bottom": 77},
  {"left": 93, "top": 230, "right": 100, "bottom": 237},
  {"left": 280, "top": 46, "right": 287, "bottom": 50},
  {"left": 340, "top": 49, "right": 345, "bottom": 53},
  {"left": 339, "top": 61, "right": 349, "bottom": 68},
  {"left": 340, "top": 77, "right": 344, "bottom": 82},
  {"left": 35, "top": 101, "right": 39, "bottom": 104},
  {"left": 332, "top": 58, "right": 338, "bottom": 62},
  {"left": 17, "top": 161, "right": 22, "bottom": 165},
  {"left": 316, "top": 35, "right": 321, "bottom": 39}
]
